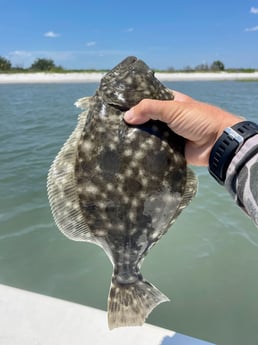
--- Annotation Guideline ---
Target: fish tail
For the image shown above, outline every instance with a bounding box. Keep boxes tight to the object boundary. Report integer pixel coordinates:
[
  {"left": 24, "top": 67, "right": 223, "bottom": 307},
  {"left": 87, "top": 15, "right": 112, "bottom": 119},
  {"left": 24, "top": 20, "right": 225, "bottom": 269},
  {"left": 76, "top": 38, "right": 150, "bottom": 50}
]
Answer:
[{"left": 107, "top": 275, "right": 169, "bottom": 330}]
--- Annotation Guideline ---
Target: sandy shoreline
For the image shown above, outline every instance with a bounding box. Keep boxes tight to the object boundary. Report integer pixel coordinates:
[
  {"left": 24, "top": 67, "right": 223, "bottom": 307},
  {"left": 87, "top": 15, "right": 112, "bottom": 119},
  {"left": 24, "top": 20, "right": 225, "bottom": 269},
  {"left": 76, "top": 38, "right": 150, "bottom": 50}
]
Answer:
[{"left": 0, "top": 71, "right": 258, "bottom": 84}]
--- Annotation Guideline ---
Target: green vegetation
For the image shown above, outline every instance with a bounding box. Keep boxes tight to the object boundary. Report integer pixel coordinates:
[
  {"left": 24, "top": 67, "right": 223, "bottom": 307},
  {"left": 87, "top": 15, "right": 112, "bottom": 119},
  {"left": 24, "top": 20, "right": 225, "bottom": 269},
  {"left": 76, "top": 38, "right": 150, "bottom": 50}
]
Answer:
[
  {"left": 226, "top": 68, "right": 256, "bottom": 73},
  {"left": 163, "top": 60, "right": 226, "bottom": 72},
  {"left": 0, "top": 56, "right": 12, "bottom": 71},
  {"left": 30, "top": 58, "right": 64, "bottom": 72},
  {"left": 0, "top": 56, "right": 257, "bottom": 74},
  {"left": 210, "top": 60, "right": 225, "bottom": 71}
]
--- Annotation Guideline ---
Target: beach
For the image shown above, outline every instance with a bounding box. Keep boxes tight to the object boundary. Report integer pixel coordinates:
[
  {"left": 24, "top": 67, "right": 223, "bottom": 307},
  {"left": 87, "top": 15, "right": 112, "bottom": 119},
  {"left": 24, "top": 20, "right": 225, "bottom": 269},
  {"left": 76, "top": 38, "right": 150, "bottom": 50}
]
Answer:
[{"left": 0, "top": 71, "right": 258, "bottom": 83}]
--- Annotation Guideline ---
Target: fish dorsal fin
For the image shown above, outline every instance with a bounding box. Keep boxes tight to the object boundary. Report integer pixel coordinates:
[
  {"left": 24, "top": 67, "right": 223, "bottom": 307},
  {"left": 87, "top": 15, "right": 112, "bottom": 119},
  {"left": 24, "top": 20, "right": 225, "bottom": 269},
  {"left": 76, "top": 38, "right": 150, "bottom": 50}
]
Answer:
[{"left": 47, "top": 98, "right": 95, "bottom": 243}]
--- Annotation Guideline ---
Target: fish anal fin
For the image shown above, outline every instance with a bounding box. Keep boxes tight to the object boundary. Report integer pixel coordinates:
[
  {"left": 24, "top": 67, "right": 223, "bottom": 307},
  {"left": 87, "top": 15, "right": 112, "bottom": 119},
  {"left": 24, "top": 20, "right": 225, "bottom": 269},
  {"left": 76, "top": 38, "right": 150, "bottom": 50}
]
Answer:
[{"left": 183, "top": 167, "right": 198, "bottom": 205}]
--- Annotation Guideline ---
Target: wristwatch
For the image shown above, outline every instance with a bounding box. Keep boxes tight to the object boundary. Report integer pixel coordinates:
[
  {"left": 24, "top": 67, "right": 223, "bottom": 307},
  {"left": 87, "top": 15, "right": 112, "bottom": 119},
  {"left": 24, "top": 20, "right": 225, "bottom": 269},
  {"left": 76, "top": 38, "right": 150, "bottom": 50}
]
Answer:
[{"left": 208, "top": 121, "right": 258, "bottom": 185}]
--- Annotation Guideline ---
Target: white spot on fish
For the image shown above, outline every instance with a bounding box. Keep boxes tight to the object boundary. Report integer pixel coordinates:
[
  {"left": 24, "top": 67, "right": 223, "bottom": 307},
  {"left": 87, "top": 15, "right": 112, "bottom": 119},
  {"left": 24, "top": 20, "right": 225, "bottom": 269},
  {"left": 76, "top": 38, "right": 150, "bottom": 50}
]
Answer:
[
  {"left": 109, "top": 143, "right": 116, "bottom": 150},
  {"left": 141, "top": 178, "right": 148, "bottom": 187},
  {"left": 126, "top": 76, "right": 133, "bottom": 84},
  {"left": 98, "top": 202, "right": 106, "bottom": 209},
  {"left": 107, "top": 183, "right": 114, "bottom": 191},
  {"left": 117, "top": 224, "right": 125, "bottom": 231},
  {"left": 100, "top": 104, "right": 107, "bottom": 118},
  {"left": 95, "top": 230, "right": 107, "bottom": 236},
  {"left": 132, "top": 198, "right": 139, "bottom": 207},
  {"left": 125, "top": 169, "right": 134, "bottom": 177},
  {"left": 123, "top": 195, "right": 129, "bottom": 203},
  {"left": 134, "top": 151, "right": 145, "bottom": 160},
  {"left": 124, "top": 149, "right": 133, "bottom": 157},
  {"left": 129, "top": 211, "right": 135, "bottom": 221},
  {"left": 115, "top": 91, "right": 125, "bottom": 103},
  {"left": 86, "top": 185, "right": 99, "bottom": 194},
  {"left": 82, "top": 140, "right": 93, "bottom": 152}
]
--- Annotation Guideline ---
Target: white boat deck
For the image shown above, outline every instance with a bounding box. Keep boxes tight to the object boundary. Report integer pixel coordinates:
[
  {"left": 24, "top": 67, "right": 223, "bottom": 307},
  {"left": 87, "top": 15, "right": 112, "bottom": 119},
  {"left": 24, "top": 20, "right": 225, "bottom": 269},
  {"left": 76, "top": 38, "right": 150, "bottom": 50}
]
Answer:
[{"left": 0, "top": 284, "right": 215, "bottom": 345}]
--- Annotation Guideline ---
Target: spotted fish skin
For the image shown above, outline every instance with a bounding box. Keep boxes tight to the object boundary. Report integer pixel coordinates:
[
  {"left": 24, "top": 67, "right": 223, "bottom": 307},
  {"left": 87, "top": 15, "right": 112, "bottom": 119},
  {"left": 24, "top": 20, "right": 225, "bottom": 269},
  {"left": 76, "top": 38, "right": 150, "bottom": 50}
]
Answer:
[{"left": 47, "top": 56, "right": 198, "bottom": 329}]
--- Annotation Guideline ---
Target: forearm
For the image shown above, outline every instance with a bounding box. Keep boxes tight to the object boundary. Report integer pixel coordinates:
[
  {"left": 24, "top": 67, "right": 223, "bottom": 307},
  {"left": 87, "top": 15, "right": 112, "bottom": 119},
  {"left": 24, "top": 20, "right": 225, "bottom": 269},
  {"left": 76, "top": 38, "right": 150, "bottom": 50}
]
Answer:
[{"left": 224, "top": 135, "right": 258, "bottom": 226}]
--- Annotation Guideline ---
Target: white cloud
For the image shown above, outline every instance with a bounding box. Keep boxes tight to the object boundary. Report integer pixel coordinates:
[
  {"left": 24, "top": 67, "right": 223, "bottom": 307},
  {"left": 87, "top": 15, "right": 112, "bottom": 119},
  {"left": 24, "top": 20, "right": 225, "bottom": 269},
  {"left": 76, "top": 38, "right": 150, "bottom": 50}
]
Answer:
[
  {"left": 250, "top": 6, "right": 258, "bottom": 14},
  {"left": 245, "top": 25, "right": 258, "bottom": 31},
  {"left": 9, "top": 50, "right": 32, "bottom": 57},
  {"left": 44, "top": 31, "right": 60, "bottom": 38},
  {"left": 86, "top": 41, "right": 96, "bottom": 47},
  {"left": 125, "top": 28, "right": 134, "bottom": 32}
]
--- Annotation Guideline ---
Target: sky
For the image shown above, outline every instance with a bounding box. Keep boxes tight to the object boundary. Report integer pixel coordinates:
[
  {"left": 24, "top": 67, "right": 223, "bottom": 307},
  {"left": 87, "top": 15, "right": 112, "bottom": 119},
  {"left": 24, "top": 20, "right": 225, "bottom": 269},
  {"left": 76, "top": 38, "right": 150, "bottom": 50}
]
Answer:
[{"left": 1, "top": 0, "right": 258, "bottom": 70}]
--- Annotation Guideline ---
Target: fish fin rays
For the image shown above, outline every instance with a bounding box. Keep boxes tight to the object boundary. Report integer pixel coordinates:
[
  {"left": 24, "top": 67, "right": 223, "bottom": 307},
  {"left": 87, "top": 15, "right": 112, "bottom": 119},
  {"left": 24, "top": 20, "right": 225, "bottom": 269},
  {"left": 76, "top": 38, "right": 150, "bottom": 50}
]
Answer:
[
  {"left": 74, "top": 96, "right": 91, "bottom": 110},
  {"left": 169, "top": 167, "right": 198, "bottom": 225},
  {"left": 107, "top": 277, "right": 169, "bottom": 330},
  {"left": 47, "top": 100, "right": 94, "bottom": 243},
  {"left": 183, "top": 167, "right": 198, "bottom": 205}
]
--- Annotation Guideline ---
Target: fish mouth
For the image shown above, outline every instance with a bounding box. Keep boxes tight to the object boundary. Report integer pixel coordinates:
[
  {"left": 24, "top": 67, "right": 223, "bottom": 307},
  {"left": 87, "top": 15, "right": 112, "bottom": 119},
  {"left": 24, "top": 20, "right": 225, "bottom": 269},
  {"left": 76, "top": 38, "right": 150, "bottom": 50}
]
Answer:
[{"left": 110, "top": 103, "right": 130, "bottom": 112}]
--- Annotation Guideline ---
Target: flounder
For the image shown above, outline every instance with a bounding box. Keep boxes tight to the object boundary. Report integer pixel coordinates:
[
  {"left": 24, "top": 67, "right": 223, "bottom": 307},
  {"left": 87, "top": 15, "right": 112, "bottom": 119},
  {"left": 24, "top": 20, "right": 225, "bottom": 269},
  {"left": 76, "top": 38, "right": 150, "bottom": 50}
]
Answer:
[{"left": 47, "top": 56, "right": 198, "bottom": 329}]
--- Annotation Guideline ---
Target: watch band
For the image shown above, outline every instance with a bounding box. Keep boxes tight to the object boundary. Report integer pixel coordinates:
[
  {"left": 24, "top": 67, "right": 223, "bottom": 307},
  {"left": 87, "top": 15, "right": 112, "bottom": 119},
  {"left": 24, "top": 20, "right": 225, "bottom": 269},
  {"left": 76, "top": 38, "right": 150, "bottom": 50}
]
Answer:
[{"left": 208, "top": 121, "right": 258, "bottom": 184}]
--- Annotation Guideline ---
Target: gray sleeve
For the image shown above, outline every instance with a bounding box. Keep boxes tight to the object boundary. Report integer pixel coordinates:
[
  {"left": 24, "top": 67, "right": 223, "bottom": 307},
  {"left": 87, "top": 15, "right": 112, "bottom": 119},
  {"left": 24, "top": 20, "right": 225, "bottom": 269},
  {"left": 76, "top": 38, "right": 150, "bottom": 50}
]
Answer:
[{"left": 225, "top": 134, "right": 258, "bottom": 227}]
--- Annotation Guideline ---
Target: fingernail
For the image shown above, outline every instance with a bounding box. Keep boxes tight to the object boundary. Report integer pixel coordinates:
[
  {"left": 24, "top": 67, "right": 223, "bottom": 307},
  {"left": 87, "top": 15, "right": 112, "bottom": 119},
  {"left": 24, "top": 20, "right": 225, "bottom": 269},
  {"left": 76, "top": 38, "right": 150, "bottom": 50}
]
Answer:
[{"left": 124, "top": 110, "right": 134, "bottom": 122}]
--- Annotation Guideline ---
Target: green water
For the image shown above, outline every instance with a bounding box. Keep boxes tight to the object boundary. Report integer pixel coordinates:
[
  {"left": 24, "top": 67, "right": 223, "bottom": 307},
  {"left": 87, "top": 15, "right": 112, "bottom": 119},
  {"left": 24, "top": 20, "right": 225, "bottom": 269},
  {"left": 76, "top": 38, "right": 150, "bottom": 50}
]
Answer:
[{"left": 0, "top": 81, "right": 258, "bottom": 345}]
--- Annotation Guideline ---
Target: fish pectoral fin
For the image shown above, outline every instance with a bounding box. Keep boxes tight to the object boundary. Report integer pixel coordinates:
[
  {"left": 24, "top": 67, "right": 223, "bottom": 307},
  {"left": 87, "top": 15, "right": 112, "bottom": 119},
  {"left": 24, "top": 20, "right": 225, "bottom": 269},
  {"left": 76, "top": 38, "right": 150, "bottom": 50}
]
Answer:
[{"left": 107, "top": 276, "right": 169, "bottom": 330}]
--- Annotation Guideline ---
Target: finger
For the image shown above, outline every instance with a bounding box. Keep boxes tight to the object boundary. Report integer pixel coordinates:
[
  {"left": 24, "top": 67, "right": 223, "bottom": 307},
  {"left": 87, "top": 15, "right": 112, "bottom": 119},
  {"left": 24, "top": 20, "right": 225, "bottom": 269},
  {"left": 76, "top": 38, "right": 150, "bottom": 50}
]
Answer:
[{"left": 124, "top": 99, "right": 182, "bottom": 125}]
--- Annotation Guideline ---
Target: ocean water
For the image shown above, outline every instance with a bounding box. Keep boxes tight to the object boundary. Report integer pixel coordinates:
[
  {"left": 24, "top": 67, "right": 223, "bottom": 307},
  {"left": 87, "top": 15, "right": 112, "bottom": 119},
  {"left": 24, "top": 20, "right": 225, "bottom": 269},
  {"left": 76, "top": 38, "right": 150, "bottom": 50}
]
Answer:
[{"left": 0, "top": 80, "right": 258, "bottom": 345}]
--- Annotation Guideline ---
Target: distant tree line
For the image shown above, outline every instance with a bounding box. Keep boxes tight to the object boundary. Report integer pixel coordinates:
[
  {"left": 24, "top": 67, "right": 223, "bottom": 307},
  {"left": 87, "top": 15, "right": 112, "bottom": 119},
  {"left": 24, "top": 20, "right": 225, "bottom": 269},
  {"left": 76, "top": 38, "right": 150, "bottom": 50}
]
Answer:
[
  {"left": 0, "top": 56, "right": 256, "bottom": 73},
  {"left": 166, "top": 60, "right": 225, "bottom": 72},
  {"left": 0, "top": 56, "right": 64, "bottom": 72},
  {"left": 193, "top": 60, "right": 225, "bottom": 71}
]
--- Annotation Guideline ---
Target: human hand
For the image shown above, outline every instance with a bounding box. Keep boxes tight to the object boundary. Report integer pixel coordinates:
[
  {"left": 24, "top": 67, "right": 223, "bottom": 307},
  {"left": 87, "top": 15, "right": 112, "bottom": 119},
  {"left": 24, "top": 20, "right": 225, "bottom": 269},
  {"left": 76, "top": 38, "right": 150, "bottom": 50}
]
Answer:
[{"left": 124, "top": 91, "right": 242, "bottom": 166}]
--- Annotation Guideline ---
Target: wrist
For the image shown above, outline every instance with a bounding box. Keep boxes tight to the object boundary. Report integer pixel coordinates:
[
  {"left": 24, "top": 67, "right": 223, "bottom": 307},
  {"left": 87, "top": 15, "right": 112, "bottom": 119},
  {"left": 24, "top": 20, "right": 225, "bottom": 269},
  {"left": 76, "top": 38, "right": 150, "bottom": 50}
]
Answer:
[{"left": 208, "top": 121, "right": 258, "bottom": 184}]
